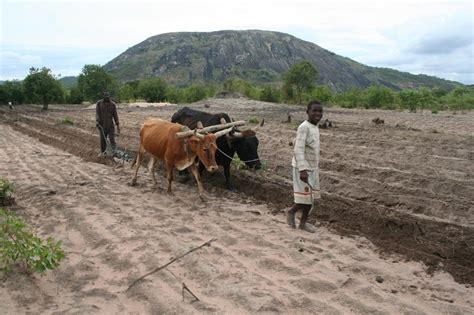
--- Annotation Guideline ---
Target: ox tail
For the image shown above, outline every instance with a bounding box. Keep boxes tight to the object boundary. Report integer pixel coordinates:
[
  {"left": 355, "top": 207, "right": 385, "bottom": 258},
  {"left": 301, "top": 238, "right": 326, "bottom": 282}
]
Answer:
[{"left": 130, "top": 152, "right": 138, "bottom": 169}]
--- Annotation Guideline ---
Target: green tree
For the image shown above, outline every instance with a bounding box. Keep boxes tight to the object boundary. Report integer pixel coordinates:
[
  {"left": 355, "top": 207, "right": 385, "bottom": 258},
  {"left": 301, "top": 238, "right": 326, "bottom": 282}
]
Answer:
[
  {"left": 23, "top": 67, "right": 64, "bottom": 110},
  {"left": 222, "top": 79, "right": 258, "bottom": 98},
  {"left": 183, "top": 85, "right": 205, "bottom": 103},
  {"left": 66, "top": 86, "right": 84, "bottom": 104},
  {"left": 118, "top": 84, "right": 134, "bottom": 103},
  {"left": 259, "top": 85, "right": 281, "bottom": 103},
  {"left": 418, "top": 87, "right": 435, "bottom": 112},
  {"left": 310, "top": 85, "right": 333, "bottom": 104},
  {"left": 0, "top": 80, "right": 24, "bottom": 105},
  {"left": 335, "top": 87, "right": 363, "bottom": 108},
  {"left": 364, "top": 85, "right": 395, "bottom": 109},
  {"left": 282, "top": 60, "right": 318, "bottom": 104},
  {"left": 165, "top": 85, "right": 183, "bottom": 103},
  {"left": 398, "top": 89, "right": 421, "bottom": 112},
  {"left": 77, "top": 65, "right": 116, "bottom": 102},
  {"left": 137, "top": 78, "right": 168, "bottom": 102}
]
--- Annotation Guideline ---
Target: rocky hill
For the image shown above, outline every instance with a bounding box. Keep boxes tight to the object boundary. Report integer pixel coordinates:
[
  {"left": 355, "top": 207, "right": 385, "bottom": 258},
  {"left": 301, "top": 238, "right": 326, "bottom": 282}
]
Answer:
[{"left": 104, "top": 30, "right": 460, "bottom": 91}]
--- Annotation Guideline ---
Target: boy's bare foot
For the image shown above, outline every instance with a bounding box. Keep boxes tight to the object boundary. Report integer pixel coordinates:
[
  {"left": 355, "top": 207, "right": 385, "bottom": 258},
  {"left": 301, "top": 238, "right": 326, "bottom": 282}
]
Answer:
[{"left": 299, "top": 223, "right": 316, "bottom": 233}]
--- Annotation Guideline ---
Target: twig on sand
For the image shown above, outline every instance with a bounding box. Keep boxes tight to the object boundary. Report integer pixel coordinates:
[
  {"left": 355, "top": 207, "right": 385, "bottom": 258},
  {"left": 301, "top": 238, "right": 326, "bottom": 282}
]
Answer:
[
  {"left": 431, "top": 294, "right": 454, "bottom": 303},
  {"left": 182, "top": 282, "right": 200, "bottom": 302},
  {"left": 126, "top": 238, "right": 217, "bottom": 292}
]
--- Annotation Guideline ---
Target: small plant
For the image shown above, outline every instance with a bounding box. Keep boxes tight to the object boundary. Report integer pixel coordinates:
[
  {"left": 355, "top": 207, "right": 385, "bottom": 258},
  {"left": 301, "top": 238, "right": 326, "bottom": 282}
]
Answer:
[
  {"left": 0, "top": 209, "right": 65, "bottom": 275},
  {"left": 248, "top": 117, "right": 260, "bottom": 124},
  {"left": 60, "top": 116, "right": 74, "bottom": 125},
  {"left": 0, "top": 179, "right": 13, "bottom": 200},
  {"left": 431, "top": 109, "right": 438, "bottom": 114},
  {"left": 230, "top": 155, "right": 243, "bottom": 170}
]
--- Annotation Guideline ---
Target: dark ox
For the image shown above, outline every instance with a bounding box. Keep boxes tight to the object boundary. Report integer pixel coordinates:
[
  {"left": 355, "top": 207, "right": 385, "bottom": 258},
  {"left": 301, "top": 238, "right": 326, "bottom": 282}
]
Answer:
[
  {"left": 131, "top": 118, "right": 232, "bottom": 196},
  {"left": 171, "top": 106, "right": 263, "bottom": 191}
]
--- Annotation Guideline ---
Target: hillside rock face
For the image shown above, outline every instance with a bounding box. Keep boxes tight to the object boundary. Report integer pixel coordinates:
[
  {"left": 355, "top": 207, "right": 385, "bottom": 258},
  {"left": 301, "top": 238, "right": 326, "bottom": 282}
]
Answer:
[{"left": 104, "top": 30, "right": 459, "bottom": 91}]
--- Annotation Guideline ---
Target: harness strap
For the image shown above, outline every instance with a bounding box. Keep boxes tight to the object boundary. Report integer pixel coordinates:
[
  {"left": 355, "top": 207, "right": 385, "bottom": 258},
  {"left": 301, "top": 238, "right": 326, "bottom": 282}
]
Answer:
[{"left": 215, "top": 146, "right": 260, "bottom": 164}]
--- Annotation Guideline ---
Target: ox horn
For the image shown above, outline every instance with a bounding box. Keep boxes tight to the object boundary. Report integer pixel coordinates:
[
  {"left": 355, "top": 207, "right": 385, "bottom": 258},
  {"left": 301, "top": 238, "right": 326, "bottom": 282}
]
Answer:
[
  {"left": 176, "top": 127, "right": 198, "bottom": 138},
  {"left": 197, "top": 120, "right": 246, "bottom": 134},
  {"left": 228, "top": 130, "right": 244, "bottom": 138},
  {"left": 214, "top": 126, "right": 234, "bottom": 138}
]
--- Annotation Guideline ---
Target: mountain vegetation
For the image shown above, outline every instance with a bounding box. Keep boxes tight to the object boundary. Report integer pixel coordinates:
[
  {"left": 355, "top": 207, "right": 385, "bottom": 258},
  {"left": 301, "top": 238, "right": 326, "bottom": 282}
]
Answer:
[{"left": 104, "top": 30, "right": 461, "bottom": 91}]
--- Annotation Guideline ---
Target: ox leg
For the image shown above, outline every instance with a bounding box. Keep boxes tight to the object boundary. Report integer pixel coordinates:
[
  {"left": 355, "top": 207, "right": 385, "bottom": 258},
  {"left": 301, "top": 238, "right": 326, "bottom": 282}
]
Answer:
[
  {"left": 149, "top": 158, "right": 158, "bottom": 185},
  {"left": 131, "top": 145, "right": 145, "bottom": 186},
  {"left": 166, "top": 164, "right": 174, "bottom": 194},
  {"left": 189, "top": 163, "right": 205, "bottom": 196},
  {"left": 198, "top": 161, "right": 205, "bottom": 177},
  {"left": 223, "top": 163, "right": 236, "bottom": 191}
]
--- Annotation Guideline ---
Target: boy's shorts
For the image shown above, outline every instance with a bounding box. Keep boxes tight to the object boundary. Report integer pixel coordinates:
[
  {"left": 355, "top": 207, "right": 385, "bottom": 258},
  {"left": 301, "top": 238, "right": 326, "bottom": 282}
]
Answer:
[{"left": 293, "top": 167, "right": 320, "bottom": 205}]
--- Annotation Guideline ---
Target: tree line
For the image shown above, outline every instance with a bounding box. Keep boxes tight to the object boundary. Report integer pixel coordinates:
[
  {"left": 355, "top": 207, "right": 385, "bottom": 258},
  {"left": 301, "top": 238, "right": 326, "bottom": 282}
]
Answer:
[{"left": 1, "top": 61, "right": 473, "bottom": 112}]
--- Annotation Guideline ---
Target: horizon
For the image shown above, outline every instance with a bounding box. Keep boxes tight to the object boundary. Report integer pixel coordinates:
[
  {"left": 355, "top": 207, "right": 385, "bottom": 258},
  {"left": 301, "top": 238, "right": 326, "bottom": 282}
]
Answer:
[{"left": 1, "top": 0, "right": 473, "bottom": 84}]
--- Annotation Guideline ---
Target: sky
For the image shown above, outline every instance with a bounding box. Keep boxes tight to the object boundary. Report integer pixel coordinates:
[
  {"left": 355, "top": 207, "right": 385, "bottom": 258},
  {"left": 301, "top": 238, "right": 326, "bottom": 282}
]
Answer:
[{"left": 1, "top": 0, "right": 473, "bottom": 84}]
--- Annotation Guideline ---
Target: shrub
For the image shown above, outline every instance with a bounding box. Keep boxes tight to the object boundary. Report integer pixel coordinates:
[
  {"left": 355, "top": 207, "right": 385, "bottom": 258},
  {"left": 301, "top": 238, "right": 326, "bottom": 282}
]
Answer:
[
  {"left": 248, "top": 117, "right": 260, "bottom": 124},
  {"left": 230, "top": 155, "right": 243, "bottom": 170},
  {"left": 137, "top": 78, "right": 168, "bottom": 102},
  {"left": 0, "top": 179, "right": 13, "bottom": 201},
  {"left": 60, "top": 117, "right": 74, "bottom": 125},
  {"left": 309, "top": 85, "right": 333, "bottom": 104},
  {"left": 183, "top": 85, "right": 209, "bottom": 103},
  {"left": 0, "top": 209, "right": 65, "bottom": 275},
  {"left": 398, "top": 89, "right": 421, "bottom": 112},
  {"left": 259, "top": 86, "right": 281, "bottom": 103}
]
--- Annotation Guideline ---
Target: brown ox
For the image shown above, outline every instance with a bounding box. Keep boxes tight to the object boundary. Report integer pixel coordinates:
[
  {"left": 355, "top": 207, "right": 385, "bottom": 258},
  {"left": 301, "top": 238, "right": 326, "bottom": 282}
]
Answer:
[{"left": 131, "top": 118, "right": 232, "bottom": 195}]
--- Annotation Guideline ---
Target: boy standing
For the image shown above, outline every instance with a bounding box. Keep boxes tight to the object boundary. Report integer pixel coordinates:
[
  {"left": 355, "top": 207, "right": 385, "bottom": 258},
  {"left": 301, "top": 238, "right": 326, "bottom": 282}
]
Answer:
[{"left": 287, "top": 100, "right": 323, "bottom": 233}]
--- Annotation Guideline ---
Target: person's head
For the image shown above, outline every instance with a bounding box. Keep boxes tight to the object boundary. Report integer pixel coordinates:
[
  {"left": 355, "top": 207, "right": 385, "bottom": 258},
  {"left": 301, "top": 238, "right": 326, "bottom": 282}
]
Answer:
[
  {"left": 306, "top": 100, "right": 323, "bottom": 125},
  {"left": 103, "top": 91, "right": 111, "bottom": 102}
]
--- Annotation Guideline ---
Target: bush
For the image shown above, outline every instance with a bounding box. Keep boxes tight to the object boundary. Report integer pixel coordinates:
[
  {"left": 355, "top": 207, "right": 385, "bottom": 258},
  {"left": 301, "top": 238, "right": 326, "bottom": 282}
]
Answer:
[
  {"left": 222, "top": 79, "right": 259, "bottom": 99},
  {"left": 183, "top": 85, "right": 209, "bottom": 103},
  {"left": 309, "top": 85, "right": 333, "bottom": 104},
  {"left": 364, "top": 85, "right": 395, "bottom": 109},
  {"left": 60, "top": 117, "right": 74, "bottom": 125},
  {"left": 259, "top": 86, "right": 281, "bottom": 103},
  {"left": 398, "top": 89, "right": 421, "bottom": 112},
  {"left": 137, "top": 78, "right": 168, "bottom": 102},
  {"left": 0, "top": 179, "right": 13, "bottom": 201},
  {"left": 0, "top": 209, "right": 65, "bottom": 275},
  {"left": 248, "top": 117, "right": 260, "bottom": 124}
]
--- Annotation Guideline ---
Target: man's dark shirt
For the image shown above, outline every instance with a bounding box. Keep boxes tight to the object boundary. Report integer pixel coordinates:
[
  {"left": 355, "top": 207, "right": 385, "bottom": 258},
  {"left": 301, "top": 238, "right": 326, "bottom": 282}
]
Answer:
[{"left": 96, "top": 99, "right": 119, "bottom": 131}]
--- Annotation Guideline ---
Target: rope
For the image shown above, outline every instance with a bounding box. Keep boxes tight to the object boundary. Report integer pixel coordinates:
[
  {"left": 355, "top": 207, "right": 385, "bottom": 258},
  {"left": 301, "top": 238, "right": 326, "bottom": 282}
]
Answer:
[{"left": 215, "top": 146, "right": 260, "bottom": 165}]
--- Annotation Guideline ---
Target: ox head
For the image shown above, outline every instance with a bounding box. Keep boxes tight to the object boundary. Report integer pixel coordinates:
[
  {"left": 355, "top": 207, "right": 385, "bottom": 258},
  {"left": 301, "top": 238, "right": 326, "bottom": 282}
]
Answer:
[
  {"left": 176, "top": 122, "right": 233, "bottom": 173},
  {"left": 226, "top": 118, "right": 264, "bottom": 170}
]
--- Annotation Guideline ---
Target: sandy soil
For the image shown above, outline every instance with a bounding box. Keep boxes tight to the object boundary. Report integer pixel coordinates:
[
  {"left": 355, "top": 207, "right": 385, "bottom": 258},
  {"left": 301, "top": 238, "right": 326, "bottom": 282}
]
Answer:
[{"left": 0, "top": 99, "right": 472, "bottom": 314}]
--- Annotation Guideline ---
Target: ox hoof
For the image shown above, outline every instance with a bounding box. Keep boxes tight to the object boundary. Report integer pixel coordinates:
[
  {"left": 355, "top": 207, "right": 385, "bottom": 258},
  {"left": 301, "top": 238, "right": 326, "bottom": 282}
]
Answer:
[
  {"left": 199, "top": 194, "right": 207, "bottom": 202},
  {"left": 130, "top": 180, "right": 138, "bottom": 187}
]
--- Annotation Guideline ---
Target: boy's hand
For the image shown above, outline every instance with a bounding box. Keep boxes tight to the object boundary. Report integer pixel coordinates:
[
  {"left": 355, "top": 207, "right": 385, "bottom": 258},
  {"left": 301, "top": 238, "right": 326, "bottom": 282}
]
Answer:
[
  {"left": 116, "top": 125, "right": 121, "bottom": 135},
  {"left": 299, "top": 170, "right": 309, "bottom": 183}
]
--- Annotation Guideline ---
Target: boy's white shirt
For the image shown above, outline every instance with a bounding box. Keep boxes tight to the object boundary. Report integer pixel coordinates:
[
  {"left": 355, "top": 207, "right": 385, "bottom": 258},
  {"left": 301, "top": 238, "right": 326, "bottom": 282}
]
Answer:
[{"left": 292, "top": 120, "right": 320, "bottom": 171}]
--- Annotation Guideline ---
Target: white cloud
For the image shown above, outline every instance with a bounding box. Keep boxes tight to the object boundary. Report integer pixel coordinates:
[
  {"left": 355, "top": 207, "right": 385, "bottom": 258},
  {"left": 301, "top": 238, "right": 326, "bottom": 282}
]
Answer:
[{"left": 0, "top": 51, "right": 42, "bottom": 65}]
